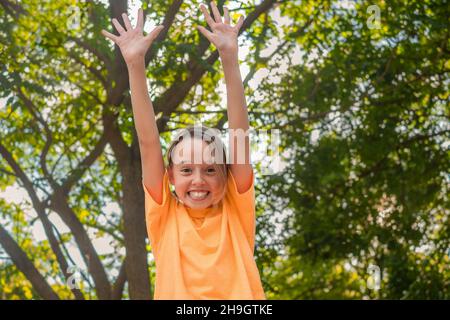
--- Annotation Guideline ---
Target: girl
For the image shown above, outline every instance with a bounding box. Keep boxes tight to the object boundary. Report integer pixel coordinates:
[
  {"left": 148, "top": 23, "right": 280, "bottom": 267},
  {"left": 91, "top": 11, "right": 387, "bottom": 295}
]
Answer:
[{"left": 102, "top": 2, "right": 265, "bottom": 300}]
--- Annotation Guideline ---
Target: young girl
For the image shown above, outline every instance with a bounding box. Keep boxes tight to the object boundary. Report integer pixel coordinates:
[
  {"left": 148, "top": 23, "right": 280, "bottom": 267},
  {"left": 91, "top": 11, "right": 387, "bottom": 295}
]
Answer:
[{"left": 102, "top": 2, "right": 265, "bottom": 300}]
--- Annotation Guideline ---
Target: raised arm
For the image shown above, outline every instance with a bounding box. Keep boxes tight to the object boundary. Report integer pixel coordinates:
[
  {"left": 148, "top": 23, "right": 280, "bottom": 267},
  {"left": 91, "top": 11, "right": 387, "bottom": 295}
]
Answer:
[
  {"left": 102, "top": 8, "right": 165, "bottom": 203},
  {"left": 198, "top": 2, "right": 252, "bottom": 193}
]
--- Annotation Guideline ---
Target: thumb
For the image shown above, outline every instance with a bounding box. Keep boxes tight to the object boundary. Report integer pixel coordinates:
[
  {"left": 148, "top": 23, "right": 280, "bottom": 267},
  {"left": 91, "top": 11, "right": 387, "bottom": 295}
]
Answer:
[
  {"left": 197, "top": 25, "right": 215, "bottom": 43},
  {"left": 101, "top": 29, "right": 119, "bottom": 43},
  {"left": 145, "top": 25, "right": 164, "bottom": 43},
  {"left": 234, "top": 15, "right": 244, "bottom": 32}
]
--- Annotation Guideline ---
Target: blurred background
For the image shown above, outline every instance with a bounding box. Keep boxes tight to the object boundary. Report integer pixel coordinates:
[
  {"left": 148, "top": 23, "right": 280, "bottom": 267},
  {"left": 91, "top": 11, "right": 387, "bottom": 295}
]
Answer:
[{"left": 0, "top": 0, "right": 448, "bottom": 299}]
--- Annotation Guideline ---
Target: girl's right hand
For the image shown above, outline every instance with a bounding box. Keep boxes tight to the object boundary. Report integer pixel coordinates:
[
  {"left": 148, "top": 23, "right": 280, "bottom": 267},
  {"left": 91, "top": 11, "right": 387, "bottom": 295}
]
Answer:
[{"left": 101, "top": 8, "right": 164, "bottom": 65}]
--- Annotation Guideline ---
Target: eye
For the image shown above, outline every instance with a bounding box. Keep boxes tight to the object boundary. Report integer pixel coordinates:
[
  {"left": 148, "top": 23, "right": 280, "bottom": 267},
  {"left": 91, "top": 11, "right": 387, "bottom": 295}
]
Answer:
[
  {"left": 180, "top": 167, "right": 192, "bottom": 174},
  {"left": 206, "top": 167, "right": 216, "bottom": 174}
]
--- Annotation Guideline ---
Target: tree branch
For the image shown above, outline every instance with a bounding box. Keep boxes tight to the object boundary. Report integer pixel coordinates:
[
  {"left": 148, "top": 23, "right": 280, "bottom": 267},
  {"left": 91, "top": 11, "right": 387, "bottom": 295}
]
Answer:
[
  {"left": 155, "top": 0, "right": 278, "bottom": 132},
  {"left": 67, "top": 51, "right": 108, "bottom": 88},
  {"left": 106, "top": 0, "right": 184, "bottom": 106},
  {"left": 0, "top": 225, "right": 60, "bottom": 300},
  {"left": 48, "top": 193, "right": 112, "bottom": 299},
  {"left": 0, "top": 0, "right": 25, "bottom": 16},
  {"left": 16, "top": 87, "right": 59, "bottom": 191},
  {"left": 0, "top": 142, "right": 85, "bottom": 299},
  {"left": 112, "top": 258, "right": 127, "bottom": 300},
  {"left": 68, "top": 35, "right": 113, "bottom": 74},
  {"left": 58, "top": 129, "right": 112, "bottom": 197},
  {"left": 1, "top": 130, "right": 113, "bottom": 299}
]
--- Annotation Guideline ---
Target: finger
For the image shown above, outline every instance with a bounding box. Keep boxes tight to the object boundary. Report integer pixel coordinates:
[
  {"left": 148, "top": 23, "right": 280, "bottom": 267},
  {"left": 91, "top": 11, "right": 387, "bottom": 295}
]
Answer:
[
  {"left": 210, "top": 1, "right": 222, "bottom": 23},
  {"left": 145, "top": 25, "right": 164, "bottom": 43},
  {"left": 137, "top": 7, "right": 144, "bottom": 30},
  {"left": 101, "top": 29, "right": 119, "bottom": 42},
  {"left": 234, "top": 15, "right": 244, "bottom": 32},
  {"left": 122, "top": 13, "right": 133, "bottom": 31},
  {"left": 197, "top": 25, "right": 215, "bottom": 43},
  {"left": 223, "top": 7, "right": 230, "bottom": 25},
  {"left": 112, "top": 18, "right": 126, "bottom": 35},
  {"left": 200, "top": 4, "right": 215, "bottom": 29}
]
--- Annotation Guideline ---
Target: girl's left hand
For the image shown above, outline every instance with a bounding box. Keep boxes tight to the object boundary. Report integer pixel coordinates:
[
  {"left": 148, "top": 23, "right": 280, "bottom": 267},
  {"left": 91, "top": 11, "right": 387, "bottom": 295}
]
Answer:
[{"left": 197, "top": 2, "right": 244, "bottom": 56}]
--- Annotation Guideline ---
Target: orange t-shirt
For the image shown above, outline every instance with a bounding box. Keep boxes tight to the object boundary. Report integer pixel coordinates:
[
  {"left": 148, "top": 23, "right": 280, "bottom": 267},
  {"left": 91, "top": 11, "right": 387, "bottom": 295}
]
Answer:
[{"left": 142, "top": 169, "right": 266, "bottom": 300}]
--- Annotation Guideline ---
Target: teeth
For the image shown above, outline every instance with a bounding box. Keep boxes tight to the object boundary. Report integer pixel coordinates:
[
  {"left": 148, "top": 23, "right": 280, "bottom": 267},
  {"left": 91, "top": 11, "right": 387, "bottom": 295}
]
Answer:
[{"left": 188, "top": 191, "right": 209, "bottom": 200}]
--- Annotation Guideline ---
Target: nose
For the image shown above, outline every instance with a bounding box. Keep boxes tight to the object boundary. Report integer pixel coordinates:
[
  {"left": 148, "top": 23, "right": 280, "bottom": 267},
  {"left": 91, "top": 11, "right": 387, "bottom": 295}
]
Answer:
[{"left": 192, "top": 170, "right": 205, "bottom": 185}]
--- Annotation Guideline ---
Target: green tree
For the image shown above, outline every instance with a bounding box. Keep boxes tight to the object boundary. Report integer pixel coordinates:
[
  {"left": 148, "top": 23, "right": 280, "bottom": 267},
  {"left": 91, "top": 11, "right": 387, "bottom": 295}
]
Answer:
[
  {"left": 255, "top": 0, "right": 449, "bottom": 299},
  {"left": 1, "top": 0, "right": 448, "bottom": 300},
  {"left": 0, "top": 0, "right": 279, "bottom": 299}
]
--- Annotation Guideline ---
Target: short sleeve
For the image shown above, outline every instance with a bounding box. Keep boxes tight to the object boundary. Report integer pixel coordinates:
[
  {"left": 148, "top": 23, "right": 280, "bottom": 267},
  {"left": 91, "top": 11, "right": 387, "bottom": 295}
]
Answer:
[
  {"left": 142, "top": 171, "right": 173, "bottom": 256},
  {"left": 225, "top": 169, "right": 256, "bottom": 251}
]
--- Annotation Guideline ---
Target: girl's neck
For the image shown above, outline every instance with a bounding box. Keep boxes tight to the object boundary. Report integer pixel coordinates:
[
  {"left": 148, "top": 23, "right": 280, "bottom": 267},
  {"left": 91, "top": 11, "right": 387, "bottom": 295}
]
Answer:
[{"left": 185, "top": 204, "right": 220, "bottom": 218}]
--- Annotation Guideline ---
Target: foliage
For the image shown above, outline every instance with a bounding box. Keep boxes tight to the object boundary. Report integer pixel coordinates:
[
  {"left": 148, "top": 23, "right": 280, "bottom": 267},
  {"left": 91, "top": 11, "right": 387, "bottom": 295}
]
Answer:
[{"left": 0, "top": 0, "right": 448, "bottom": 299}]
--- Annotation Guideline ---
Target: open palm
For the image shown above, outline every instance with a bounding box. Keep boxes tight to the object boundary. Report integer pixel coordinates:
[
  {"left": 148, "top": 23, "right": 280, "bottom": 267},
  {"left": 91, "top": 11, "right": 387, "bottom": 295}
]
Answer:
[
  {"left": 198, "top": 2, "right": 244, "bottom": 54},
  {"left": 101, "top": 8, "right": 163, "bottom": 64}
]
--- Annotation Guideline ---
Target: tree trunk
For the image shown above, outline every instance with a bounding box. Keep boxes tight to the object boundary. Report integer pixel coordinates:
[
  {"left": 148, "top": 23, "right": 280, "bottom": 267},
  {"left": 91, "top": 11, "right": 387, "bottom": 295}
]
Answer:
[
  {"left": 120, "top": 144, "right": 152, "bottom": 299},
  {"left": 49, "top": 191, "right": 112, "bottom": 299},
  {"left": 107, "top": 120, "right": 152, "bottom": 299}
]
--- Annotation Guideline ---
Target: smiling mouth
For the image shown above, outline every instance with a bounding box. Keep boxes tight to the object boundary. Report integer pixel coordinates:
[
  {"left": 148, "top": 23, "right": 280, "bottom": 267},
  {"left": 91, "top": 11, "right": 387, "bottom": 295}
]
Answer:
[{"left": 187, "top": 191, "right": 210, "bottom": 201}]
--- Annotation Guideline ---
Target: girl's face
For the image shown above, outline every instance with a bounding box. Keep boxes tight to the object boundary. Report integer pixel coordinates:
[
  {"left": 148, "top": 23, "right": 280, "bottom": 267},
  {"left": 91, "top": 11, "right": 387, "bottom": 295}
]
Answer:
[{"left": 167, "top": 137, "right": 227, "bottom": 209}]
